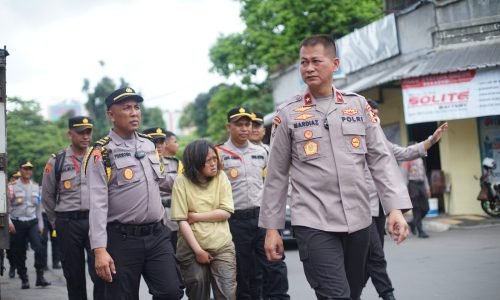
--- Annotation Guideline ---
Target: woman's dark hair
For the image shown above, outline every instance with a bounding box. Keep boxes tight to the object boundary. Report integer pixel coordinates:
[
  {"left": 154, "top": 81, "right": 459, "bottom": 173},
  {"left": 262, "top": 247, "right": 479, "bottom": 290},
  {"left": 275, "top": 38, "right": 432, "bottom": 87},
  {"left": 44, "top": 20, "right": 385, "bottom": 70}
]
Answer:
[{"left": 182, "top": 140, "right": 222, "bottom": 186}]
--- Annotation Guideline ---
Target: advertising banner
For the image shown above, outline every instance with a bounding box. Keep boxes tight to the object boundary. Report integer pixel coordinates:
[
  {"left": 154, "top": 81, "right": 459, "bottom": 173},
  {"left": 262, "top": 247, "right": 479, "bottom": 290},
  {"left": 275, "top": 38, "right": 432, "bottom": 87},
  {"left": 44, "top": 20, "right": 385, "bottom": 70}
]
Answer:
[
  {"left": 479, "top": 116, "right": 500, "bottom": 181},
  {"left": 402, "top": 68, "right": 500, "bottom": 124}
]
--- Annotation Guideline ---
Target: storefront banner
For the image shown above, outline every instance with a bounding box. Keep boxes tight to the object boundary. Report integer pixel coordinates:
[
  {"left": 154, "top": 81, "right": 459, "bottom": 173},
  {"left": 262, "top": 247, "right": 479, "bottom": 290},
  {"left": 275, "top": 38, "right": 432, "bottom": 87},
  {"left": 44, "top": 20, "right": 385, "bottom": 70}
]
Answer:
[
  {"left": 479, "top": 116, "right": 500, "bottom": 181},
  {"left": 402, "top": 68, "right": 500, "bottom": 124}
]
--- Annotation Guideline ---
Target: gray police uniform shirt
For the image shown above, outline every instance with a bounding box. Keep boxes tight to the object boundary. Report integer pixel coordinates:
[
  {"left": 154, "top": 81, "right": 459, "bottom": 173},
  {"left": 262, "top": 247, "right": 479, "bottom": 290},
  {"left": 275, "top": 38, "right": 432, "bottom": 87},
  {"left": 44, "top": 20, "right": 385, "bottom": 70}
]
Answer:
[
  {"left": 162, "top": 156, "right": 180, "bottom": 231},
  {"left": 42, "top": 146, "right": 90, "bottom": 228},
  {"left": 218, "top": 139, "right": 267, "bottom": 210},
  {"left": 9, "top": 180, "right": 43, "bottom": 230},
  {"left": 259, "top": 87, "right": 412, "bottom": 233},
  {"left": 87, "top": 130, "right": 172, "bottom": 249},
  {"left": 402, "top": 157, "right": 430, "bottom": 192},
  {"left": 367, "top": 142, "right": 426, "bottom": 217}
]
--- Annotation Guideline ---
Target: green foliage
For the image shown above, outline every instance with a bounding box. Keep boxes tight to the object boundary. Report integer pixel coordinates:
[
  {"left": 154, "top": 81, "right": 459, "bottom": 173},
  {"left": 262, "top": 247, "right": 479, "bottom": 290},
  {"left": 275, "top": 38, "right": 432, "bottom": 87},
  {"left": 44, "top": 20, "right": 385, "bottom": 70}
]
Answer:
[
  {"left": 179, "top": 85, "right": 222, "bottom": 137},
  {"left": 210, "top": 0, "right": 384, "bottom": 81},
  {"left": 82, "top": 77, "right": 166, "bottom": 139},
  {"left": 6, "top": 97, "right": 68, "bottom": 184}
]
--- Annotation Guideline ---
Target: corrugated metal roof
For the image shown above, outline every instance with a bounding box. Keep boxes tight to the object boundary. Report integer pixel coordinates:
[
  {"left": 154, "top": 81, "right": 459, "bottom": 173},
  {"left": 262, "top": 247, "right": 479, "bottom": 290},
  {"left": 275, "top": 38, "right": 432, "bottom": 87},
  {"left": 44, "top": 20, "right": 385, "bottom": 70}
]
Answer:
[
  {"left": 403, "top": 41, "right": 500, "bottom": 79},
  {"left": 340, "top": 40, "right": 500, "bottom": 92}
]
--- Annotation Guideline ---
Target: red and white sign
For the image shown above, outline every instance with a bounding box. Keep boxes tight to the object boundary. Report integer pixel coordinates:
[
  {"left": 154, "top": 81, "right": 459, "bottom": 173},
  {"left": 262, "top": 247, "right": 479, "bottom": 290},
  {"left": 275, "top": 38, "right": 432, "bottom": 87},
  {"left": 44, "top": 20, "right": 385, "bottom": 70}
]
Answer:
[{"left": 402, "top": 69, "right": 500, "bottom": 124}]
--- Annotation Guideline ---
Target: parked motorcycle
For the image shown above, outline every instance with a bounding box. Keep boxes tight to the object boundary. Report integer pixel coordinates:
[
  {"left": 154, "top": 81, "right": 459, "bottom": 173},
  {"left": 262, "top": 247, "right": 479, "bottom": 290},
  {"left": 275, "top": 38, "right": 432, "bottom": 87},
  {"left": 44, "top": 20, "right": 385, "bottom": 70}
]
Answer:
[{"left": 477, "top": 158, "right": 500, "bottom": 217}]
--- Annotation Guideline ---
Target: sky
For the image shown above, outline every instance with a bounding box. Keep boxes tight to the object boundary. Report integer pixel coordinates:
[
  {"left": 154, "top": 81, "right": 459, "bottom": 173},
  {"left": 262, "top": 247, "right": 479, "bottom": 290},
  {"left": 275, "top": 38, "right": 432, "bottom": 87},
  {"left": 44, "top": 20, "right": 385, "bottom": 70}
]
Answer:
[{"left": 1, "top": 0, "right": 245, "bottom": 117}]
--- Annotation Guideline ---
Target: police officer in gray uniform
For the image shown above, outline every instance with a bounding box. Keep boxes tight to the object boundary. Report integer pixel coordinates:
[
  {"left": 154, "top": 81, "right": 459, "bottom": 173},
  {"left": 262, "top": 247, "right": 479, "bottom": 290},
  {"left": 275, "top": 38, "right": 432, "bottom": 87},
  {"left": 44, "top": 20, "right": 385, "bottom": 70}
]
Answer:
[
  {"left": 85, "top": 88, "right": 183, "bottom": 300},
  {"left": 218, "top": 107, "right": 289, "bottom": 300},
  {"left": 250, "top": 112, "right": 270, "bottom": 154},
  {"left": 143, "top": 127, "right": 181, "bottom": 251},
  {"left": 8, "top": 161, "right": 50, "bottom": 289},
  {"left": 42, "top": 116, "right": 106, "bottom": 300},
  {"left": 259, "top": 35, "right": 412, "bottom": 300}
]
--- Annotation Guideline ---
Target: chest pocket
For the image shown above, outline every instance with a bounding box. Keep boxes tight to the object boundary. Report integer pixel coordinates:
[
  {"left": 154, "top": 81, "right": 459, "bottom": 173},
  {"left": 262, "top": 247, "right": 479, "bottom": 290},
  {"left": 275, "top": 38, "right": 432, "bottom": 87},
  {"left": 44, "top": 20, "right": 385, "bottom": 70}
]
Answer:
[
  {"left": 60, "top": 169, "right": 77, "bottom": 191},
  {"left": 115, "top": 157, "right": 141, "bottom": 186},
  {"left": 148, "top": 154, "right": 163, "bottom": 180},
  {"left": 251, "top": 155, "right": 266, "bottom": 168},
  {"left": 221, "top": 157, "right": 242, "bottom": 180},
  {"left": 341, "top": 123, "right": 367, "bottom": 154},
  {"left": 293, "top": 126, "right": 323, "bottom": 162}
]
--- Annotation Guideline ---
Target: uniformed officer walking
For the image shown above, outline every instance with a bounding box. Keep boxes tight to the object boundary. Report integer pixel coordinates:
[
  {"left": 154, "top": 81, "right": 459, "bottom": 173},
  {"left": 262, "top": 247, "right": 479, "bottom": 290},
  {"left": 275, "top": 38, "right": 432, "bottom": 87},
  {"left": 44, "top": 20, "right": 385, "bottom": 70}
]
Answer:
[
  {"left": 143, "top": 128, "right": 182, "bottom": 251},
  {"left": 42, "top": 116, "right": 106, "bottom": 300},
  {"left": 8, "top": 161, "right": 51, "bottom": 289},
  {"left": 85, "top": 87, "right": 183, "bottom": 300},
  {"left": 259, "top": 34, "right": 412, "bottom": 300},
  {"left": 402, "top": 153, "right": 432, "bottom": 238},
  {"left": 218, "top": 107, "right": 290, "bottom": 300}
]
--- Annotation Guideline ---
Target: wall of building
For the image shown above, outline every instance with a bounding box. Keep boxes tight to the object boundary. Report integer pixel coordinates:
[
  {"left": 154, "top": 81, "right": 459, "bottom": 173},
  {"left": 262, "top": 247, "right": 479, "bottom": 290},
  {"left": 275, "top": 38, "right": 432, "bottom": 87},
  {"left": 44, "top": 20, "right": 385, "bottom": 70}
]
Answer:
[{"left": 439, "top": 118, "right": 484, "bottom": 215}]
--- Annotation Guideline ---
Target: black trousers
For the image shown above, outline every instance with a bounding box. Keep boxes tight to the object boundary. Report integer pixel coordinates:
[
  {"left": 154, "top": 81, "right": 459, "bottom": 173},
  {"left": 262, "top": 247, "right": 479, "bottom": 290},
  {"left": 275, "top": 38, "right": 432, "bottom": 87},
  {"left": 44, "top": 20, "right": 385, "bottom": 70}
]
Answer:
[
  {"left": 293, "top": 226, "right": 370, "bottom": 300},
  {"left": 105, "top": 223, "right": 183, "bottom": 300},
  {"left": 56, "top": 214, "right": 106, "bottom": 300},
  {"left": 42, "top": 212, "right": 60, "bottom": 268},
  {"left": 408, "top": 181, "right": 429, "bottom": 233},
  {"left": 229, "top": 216, "right": 290, "bottom": 300},
  {"left": 10, "top": 219, "right": 45, "bottom": 275},
  {"left": 364, "top": 220, "right": 393, "bottom": 297}
]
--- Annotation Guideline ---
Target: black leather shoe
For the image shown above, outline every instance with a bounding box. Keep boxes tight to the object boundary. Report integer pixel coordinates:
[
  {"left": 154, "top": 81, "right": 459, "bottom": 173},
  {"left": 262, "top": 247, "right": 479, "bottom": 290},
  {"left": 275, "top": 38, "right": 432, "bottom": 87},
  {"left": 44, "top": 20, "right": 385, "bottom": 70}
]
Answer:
[
  {"left": 36, "top": 271, "right": 51, "bottom": 287},
  {"left": 381, "top": 291, "right": 396, "bottom": 300},
  {"left": 418, "top": 231, "right": 429, "bottom": 238},
  {"left": 9, "top": 266, "right": 15, "bottom": 278},
  {"left": 20, "top": 274, "right": 30, "bottom": 289}
]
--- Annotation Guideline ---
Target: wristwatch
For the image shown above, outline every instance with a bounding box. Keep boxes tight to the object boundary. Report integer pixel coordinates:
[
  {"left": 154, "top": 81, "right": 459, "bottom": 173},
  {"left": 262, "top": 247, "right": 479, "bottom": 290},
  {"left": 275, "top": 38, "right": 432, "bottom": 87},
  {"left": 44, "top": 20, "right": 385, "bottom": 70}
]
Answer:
[{"left": 427, "top": 135, "right": 434, "bottom": 144}]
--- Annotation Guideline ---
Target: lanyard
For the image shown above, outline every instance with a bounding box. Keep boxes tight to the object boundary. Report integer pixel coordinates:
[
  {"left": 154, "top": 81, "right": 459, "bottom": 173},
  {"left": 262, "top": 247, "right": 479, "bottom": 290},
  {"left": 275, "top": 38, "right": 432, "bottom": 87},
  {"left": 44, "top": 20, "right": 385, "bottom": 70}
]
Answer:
[{"left": 70, "top": 156, "right": 81, "bottom": 174}]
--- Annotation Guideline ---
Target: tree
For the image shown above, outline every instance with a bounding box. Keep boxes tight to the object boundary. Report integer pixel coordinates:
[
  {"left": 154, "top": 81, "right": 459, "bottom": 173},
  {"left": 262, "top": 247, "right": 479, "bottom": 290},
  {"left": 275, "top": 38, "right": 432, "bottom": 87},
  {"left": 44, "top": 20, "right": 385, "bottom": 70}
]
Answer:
[
  {"left": 210, "top": 0, "right": 384, "bottom": 82},
  {"left": 6, "top": 97, "right": 68, "bottom": 183},
  {"left": 140, "top": 105, "right": 166, "bottom": 130}
]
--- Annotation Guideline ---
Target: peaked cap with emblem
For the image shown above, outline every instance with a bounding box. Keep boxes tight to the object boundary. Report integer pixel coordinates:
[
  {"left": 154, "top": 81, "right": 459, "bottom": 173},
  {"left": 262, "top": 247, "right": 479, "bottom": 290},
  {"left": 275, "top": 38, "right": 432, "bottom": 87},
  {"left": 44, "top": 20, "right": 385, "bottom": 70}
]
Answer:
[
  {"left": 69, "top": 116, "right": 94, "bottom": 132},
  {"left": 227, "top": 107, "right": 253, "bottom": 123},
  {"left": 19, "top": 160, "right": 34, "bottom": 169},
  {"left": 251, "top": 112, "right": 264, "bottom": 125},
  {"left": 143, "top": 127, "right": 167, "bottom": 141},
  {"left": 105, "top": 87, "right": 144, "bottom": 109}
]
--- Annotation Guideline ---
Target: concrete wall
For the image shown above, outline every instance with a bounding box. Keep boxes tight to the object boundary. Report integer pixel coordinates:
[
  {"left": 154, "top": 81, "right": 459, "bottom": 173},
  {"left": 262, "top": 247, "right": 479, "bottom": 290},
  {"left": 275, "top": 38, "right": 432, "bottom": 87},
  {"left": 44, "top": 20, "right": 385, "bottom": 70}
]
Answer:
[{"left": 439, "top": 118, "right": 484, "bottom": 215}]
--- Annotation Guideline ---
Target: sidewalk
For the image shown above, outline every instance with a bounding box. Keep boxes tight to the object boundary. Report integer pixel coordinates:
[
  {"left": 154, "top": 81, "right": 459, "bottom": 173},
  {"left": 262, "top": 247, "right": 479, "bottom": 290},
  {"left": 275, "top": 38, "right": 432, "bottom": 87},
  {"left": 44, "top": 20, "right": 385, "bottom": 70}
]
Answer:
[{"left": 423, "top": 213, "right": 500, "bottom": 232}]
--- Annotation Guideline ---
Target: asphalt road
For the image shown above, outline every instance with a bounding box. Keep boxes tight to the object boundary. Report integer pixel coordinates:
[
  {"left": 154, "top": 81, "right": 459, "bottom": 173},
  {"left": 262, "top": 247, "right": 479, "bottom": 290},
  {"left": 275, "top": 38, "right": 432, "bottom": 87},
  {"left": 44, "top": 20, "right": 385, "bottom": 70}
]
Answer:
[{"left": 1, "top": 225, "right": 499, "bottom": 299}]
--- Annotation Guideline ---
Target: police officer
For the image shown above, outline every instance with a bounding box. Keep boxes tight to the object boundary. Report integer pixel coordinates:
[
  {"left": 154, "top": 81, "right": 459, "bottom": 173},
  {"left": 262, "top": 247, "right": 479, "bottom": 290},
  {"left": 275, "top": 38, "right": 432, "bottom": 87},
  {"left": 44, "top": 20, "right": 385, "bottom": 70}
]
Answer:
[
  {"left": 143, "top": 127, "right": 182, "bottom": 251},
  {"left": 402, "top": 153, "right": 432, "bottom": 238},
  {"left": 250, "top": 112, "right": 269, "bottom": 154},
  {"left": 8, "top": 161, "right": 50, "bottom": 289},
  {"left": 85, "top": 87, "right": 183, "bottom": 300},
  {"left": 42, "top": 116, "right": 106, "bottom": 300},
  {"left": 218, "top": 107, "right": 290, "bottom": 300},
  {"left": 259, "top": 34, "right": 412, "bottom": 300}
]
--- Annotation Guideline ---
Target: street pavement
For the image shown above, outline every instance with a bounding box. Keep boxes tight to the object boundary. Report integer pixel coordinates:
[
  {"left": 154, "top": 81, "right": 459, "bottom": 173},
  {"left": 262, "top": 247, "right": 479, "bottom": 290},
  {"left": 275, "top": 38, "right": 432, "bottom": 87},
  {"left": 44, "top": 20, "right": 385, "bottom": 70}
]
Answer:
[{"left": 1, "top": 214, "right": 499, "bottom": 299}]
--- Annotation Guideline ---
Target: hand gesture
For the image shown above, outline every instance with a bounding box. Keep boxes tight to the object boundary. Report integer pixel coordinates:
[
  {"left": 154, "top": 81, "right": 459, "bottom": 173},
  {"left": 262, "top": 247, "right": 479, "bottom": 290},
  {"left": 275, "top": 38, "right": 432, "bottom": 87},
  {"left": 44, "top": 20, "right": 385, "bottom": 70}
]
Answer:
[
  {"left": 432, "top": 122, "right": 448, "bottom": 143},
  {"left": 264, "top": 229, "right": 284, "bottom": 261},
  {"left": 94, "top": 248, "right": 116, "bottom": 282},
  {"left": 387, "top": 210, "right": 409, "bottom": 244}
]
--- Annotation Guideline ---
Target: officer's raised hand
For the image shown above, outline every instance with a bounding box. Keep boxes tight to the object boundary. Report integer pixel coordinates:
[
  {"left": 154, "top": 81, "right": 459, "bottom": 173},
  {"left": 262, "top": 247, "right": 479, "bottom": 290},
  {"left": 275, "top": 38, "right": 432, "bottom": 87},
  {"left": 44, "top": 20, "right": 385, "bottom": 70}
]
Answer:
[
  {"left": 386, "top": 210, "right": 409, "bottom": 244},
  {"left": 264, "top": 229, "right": 284, "bottom": 261},
  {"left": 94, "top": 248, "right": 116, "bottom": 282}
]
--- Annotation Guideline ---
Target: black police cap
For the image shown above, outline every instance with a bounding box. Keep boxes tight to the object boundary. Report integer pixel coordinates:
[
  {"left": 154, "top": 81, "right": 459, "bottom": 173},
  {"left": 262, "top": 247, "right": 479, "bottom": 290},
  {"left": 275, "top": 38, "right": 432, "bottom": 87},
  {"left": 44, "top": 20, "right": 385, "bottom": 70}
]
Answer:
[
  {"left": 68, "top": 116, "right": 93, "bottom": 132},
  {"left": 19, "top": 160, "right": 34, "bottom": 169},
  {"left": 251, "top": 112, "right": 264, "bottom": 125},
  {"left": 143, "top": 127, "right": 167, "bottom": 141},
  {"left": 227, "top": 107, "right": 253, "bottom": 123},
  {"left": 105, "top": 87, "right": 144, "bottom": 109}
]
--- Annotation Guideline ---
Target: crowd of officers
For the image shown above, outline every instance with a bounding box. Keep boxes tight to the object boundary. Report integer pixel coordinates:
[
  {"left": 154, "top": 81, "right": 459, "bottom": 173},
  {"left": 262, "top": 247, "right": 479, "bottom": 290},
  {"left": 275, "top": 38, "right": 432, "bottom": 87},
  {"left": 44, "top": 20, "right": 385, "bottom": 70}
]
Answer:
[{"left": 5, "top": 34, "right": 449, "bottom": 300}]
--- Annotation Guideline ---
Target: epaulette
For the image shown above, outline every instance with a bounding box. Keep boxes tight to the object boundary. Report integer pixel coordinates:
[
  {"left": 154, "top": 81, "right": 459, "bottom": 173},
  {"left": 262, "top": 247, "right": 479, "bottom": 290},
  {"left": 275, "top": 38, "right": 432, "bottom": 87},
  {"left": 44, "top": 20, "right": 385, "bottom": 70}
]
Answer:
[
  {"left": 83, "top": 136, "right": 112, "bottom": 183},
  {"left": 50, "top": 149, "right": 65, "bottom": 159},
  {"left": 339, "top": 89, "right": 363, "bottom": 98}
]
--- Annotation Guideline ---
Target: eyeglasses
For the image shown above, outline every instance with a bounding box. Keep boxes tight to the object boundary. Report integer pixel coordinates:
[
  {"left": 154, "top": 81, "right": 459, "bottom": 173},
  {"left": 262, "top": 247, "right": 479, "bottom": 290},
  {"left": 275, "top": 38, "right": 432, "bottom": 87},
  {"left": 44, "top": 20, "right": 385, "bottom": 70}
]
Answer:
[{"left": 205, "top": 156, "right": 218, "bottom": 166}]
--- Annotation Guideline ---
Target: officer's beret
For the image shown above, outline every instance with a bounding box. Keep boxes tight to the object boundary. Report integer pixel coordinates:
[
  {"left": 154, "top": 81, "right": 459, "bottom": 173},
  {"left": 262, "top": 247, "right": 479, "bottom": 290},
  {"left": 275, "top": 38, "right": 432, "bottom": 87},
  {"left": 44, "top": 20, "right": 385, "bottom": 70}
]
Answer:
[
  {"left": 143, "top": 127, "right": 167, "bottom": 141},
  {"left": 19, "top": 160, "right": 34, "bottom": 169},
  {"left": 227, "top": 107, "right": 253, "bottom": 123},
  {"left": 251, "top": 112, "right": 264, "bottom": 125},
  {"left": 105, "top": 87, "right": 144, "bottom": 109},
  {"left": 68, "top": 116, "right": 93, "bottom": 132}
]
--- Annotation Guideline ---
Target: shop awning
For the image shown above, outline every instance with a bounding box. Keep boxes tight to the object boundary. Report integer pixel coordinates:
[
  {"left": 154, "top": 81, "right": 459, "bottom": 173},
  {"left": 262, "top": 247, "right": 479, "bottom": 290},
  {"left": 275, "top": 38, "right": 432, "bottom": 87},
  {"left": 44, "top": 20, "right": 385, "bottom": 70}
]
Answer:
[{"left": 340, "top": 40, "right": 500, "bottom": 92}]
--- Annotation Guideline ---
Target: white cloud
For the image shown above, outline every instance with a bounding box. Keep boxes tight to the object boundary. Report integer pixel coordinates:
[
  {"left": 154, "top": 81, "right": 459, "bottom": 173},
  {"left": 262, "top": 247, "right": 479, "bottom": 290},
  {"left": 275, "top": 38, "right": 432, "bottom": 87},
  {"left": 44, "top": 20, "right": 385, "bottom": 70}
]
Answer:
[{"left": 1, "top": 0, "right": 244, "bottom": 117}]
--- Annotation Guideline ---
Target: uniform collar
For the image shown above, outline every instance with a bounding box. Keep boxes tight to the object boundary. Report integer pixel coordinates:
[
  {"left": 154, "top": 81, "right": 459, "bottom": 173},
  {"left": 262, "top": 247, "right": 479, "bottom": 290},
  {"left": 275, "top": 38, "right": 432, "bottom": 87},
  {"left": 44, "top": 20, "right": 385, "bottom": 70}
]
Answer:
[
  {"left": 109, "top": 130, "right": 143, "bottom": 147},
  {"left": 303, "top": 85, "right": 345, "bottom": 106},
  {"left": 225, "top": 139, "right": 258, "bottom": 153}
]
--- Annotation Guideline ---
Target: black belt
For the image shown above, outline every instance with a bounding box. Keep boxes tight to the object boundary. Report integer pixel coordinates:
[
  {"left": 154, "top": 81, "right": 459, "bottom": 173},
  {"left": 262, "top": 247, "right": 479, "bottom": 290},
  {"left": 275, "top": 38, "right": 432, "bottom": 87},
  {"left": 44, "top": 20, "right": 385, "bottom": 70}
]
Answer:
[
  {"left": 161, "top": 197, "right": 172, "bottom": 208},
  {"left": 409, "top": 180, "right": 425, "bottom": 184},
  {"left": 108, "top": 221, "right": 163, "bottom": 236},
  {"left": 56, "top": 211, "right": 89, "bottom": 219},
  {"left": 232, "top": 207, "right": 260, "bottom": 220},
  {"left": 11, "top": 218, "right": 37, "bottom": 224}
]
